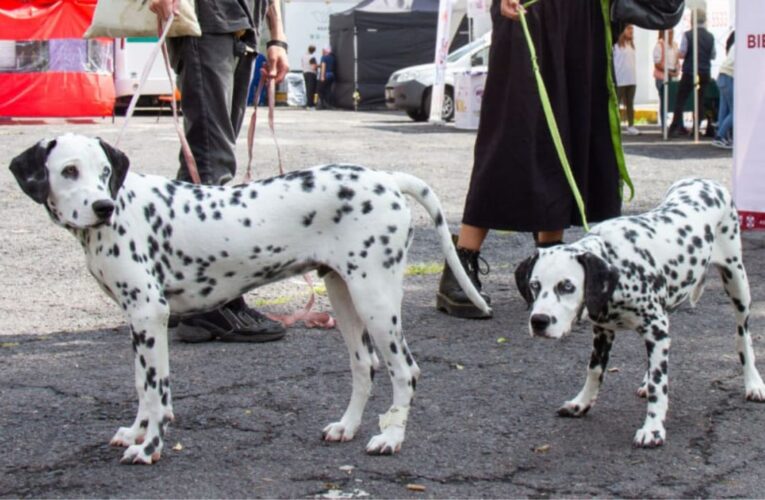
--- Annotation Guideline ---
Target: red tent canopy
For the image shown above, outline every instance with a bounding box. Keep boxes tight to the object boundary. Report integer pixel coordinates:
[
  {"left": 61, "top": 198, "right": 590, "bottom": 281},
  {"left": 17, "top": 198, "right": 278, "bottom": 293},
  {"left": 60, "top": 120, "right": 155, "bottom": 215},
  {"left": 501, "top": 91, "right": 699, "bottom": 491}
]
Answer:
[
  {"left": 0, "top": 0, "right": 114, "bottom": 117},
  {"left": 0, "top": 0, "right": 97, "bottom": 40}
]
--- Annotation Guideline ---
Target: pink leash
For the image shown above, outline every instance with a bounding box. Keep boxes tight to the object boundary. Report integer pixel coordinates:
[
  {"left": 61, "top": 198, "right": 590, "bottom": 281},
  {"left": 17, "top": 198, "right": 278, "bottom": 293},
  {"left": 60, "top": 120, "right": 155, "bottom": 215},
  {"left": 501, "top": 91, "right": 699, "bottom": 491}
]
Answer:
[
  {"left": 244, "top": 73, "right": 336, "bottom": 330},
  {"left": 115, "top": 14, "right": 201, "bottom": 185}
]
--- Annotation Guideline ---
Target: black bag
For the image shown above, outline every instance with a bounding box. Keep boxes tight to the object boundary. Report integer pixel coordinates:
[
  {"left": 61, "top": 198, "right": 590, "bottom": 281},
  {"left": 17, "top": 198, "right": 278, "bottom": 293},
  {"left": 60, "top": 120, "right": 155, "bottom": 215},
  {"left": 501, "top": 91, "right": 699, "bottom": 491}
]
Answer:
[{"left": 611, "top": 0, "right": 685, "bottom": 30}]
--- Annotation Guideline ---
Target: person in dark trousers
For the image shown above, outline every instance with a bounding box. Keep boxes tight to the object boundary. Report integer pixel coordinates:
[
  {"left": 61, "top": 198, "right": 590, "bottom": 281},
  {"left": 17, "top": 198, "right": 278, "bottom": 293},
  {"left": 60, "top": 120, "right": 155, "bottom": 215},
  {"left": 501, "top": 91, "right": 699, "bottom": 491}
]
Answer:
[
  {"left": 301, "top": 44, "right": 318, "bottom": 107},
  {"left": 151, "top": 0, "right": 290, "bottom": 342},
  {"left": 668, "top": 9, "right": 716, "bottom": 137},
  {"left": 318, "top": 47, "right": 336, "bottom": 109},
  {"left": 436, "top": 0, "right": 628, "bottom": 319}
]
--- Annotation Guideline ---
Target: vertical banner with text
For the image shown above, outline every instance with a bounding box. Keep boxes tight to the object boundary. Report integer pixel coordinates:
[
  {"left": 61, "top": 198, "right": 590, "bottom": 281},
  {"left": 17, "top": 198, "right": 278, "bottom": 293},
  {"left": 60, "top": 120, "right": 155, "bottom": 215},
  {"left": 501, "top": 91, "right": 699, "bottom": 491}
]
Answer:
[
  {"left": 733, "top": 0, "right": 765, "bottom": 230},
  {"left": 429, "top": 0, "right": 454, "bottom": 123}
]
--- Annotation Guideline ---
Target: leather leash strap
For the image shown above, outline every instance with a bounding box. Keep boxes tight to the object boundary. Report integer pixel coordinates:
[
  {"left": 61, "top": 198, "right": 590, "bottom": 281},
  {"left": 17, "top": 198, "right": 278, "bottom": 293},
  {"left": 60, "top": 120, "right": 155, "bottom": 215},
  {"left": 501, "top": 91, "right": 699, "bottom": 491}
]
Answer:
[
  {"left": 245, "top": 73, "right": 336, "bottom": 330},
  {"left": 115, "top": 14, "right": 201, "bottom": 185}
]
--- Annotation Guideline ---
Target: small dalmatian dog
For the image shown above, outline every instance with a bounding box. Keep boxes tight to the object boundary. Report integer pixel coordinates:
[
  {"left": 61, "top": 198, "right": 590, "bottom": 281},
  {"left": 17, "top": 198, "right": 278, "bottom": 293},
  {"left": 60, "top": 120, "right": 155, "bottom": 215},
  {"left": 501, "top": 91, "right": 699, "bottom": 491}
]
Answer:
[
  {"left": 514, "top": 178, "right": 765, "bottom": 448},
  {"left": 9, "top": 134, "right": 490, "bottom": 464}
]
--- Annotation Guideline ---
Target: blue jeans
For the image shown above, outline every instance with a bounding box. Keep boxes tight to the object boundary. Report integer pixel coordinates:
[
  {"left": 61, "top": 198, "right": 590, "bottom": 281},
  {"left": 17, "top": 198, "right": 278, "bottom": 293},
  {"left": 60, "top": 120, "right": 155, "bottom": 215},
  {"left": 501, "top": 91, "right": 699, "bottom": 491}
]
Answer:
[{"left": 716, "top": 73, "right": 734, "bottom": 141}]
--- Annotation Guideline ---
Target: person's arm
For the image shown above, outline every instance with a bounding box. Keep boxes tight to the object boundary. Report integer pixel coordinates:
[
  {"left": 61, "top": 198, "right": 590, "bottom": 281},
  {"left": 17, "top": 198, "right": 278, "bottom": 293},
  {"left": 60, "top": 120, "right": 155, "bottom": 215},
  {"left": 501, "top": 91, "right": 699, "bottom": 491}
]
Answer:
[
  {"left": 653, "top": 43, "right": 663, "bottom": 72},
  {"left": 678, "top": 32, "right": 687, "bottom": 61},
  {"left": 320, "top": 60, "right": 326, "bottom": 82},
  {"left": 264, "top": 0, "right": 289, "bottom": 83}
]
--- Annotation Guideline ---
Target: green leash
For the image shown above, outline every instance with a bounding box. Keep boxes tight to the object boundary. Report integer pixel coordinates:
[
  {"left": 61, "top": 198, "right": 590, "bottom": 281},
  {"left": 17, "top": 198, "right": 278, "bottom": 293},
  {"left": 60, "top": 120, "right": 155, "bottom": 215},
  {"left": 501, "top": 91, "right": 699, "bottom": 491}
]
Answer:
[{"left": 517, "top": 0, "right": 634, "bottom": 232}]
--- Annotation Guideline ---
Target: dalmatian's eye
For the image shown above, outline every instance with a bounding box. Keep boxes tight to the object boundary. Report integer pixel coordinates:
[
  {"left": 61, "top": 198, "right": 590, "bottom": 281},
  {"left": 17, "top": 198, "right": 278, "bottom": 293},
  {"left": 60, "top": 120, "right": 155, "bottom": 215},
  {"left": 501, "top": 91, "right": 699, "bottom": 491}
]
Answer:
[
  {"left": 100, "top": 166, "right": 111, "bottom": 182},
  {"left": 529, "top": 281, "right": 541, "bottom": 296},
  {"left": 61, "top": 165, "right": 79, "bottom": 180},
  {"left": 556, "top": 280, "right": 576, "bottom": 294}
]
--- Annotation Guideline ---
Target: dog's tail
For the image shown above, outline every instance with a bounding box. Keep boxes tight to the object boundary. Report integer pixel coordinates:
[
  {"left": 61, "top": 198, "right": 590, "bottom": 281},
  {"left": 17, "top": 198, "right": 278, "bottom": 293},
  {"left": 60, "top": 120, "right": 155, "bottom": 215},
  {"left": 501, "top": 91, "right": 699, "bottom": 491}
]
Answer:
[{"left": 391, "top": 172, "right": 492, "bottom": 316}]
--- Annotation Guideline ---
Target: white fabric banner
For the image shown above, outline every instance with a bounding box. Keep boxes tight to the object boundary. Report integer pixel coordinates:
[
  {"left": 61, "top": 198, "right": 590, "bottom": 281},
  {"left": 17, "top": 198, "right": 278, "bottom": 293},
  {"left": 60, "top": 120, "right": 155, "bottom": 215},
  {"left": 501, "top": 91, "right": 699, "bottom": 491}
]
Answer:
[
  {"left": 733, "top": 0, "right": 765, "bottom": 230},
  {"left": 429, "top": 0, "right": 454, "bottom": 122}
]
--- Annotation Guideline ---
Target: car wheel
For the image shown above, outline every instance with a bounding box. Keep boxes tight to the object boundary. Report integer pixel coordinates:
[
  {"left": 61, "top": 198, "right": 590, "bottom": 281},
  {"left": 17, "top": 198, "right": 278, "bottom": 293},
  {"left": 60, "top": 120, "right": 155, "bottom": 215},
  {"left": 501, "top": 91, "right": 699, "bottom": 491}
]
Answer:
[
  {"left": 441, "top": 87, "right": 455, "bottom": 122},
  {"left": 406, "top": 108, "right": 429, "bottom": 122},
  {"left": 423, "top": 87, "right": 455, "bottom": 122}
]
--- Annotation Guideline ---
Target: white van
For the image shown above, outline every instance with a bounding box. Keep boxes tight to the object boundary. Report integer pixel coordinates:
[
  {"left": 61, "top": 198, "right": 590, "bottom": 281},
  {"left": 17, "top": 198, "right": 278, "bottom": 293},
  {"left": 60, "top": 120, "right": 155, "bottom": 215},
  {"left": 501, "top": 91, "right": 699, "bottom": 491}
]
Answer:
[
  {"left": 113, "top": 37, "right": 175, "bottom": 110},
  {"left": 385, "top": 31, "right": 490, "bottom": 122}
]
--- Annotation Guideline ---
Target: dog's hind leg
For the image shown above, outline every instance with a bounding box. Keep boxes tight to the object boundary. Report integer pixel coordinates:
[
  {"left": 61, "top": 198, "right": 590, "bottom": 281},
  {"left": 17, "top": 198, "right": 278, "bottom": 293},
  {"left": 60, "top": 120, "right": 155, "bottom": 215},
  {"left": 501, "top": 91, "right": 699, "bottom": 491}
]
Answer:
[
  {"left": 636, "top": 371, "right": 649, "bottom": 398},
  {"left": 712, "top": 220, "right": 765, "bottom": 401},
  {"left": 347, "top": 275, "right": 420, "bottom": 455},
  {"left": 633, "top": 315, "right": 671, "bottom": 448},
  {"left": 322, "top": 271, "right": 380, "bottom": 443}
]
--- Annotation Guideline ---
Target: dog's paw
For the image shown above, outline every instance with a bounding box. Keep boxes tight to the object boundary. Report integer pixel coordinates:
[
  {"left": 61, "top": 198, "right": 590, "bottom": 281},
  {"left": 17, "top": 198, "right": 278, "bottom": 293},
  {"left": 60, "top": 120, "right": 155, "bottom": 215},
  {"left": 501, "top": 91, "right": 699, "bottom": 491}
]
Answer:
[
  {"left": 120, "top": 437, "right": 162, "bottom": 465},
  {"left": 110, "top": 426, "right": 146, "bottom": 448},
  {"left": 745, "top": 383, "right": 765, "bottom": 402},
  {"left": 633, "top": 425, "right": 665, "bottom": 448},
  {"left": 366, "top": 427, "right": 404, "bottom": 455},
  {"left": 557, "top": 401, "right": 591, "bottom": 418},
  {"left": 322, "top": 421, "right": 358, "bottom": 442}
]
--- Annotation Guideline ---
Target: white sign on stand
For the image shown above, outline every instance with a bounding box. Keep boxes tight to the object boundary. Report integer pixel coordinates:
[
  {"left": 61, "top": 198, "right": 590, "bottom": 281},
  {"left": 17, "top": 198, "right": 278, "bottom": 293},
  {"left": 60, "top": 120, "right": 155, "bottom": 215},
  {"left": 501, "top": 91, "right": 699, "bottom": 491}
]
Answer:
[
  {"left": 454, "top": 69, "right": 487, "bottom": 130},
  {"left": 733, "top": 0, "right": 765, "bottom": 230}
]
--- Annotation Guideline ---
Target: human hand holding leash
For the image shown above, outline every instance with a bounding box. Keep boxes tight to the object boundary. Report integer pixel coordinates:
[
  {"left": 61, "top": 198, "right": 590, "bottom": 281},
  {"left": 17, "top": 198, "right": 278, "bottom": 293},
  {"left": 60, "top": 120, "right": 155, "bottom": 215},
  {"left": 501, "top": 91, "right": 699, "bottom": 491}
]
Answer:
[
  {"left": 501, "top": 0, "right": 524, "bottom": 19},
  {"left": 149, "top": 0, "right": 179, "bottom": 20},
  {"left": 264, "top": 44, "right": 290, "bottom": 83}
]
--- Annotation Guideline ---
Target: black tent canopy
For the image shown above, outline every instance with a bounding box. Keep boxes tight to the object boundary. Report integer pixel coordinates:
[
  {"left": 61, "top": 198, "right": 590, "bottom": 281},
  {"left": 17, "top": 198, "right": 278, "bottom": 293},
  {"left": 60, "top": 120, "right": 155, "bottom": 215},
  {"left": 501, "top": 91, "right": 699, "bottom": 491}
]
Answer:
[{"left": 329, "top": 0, "right": 467, "bottom": 109}]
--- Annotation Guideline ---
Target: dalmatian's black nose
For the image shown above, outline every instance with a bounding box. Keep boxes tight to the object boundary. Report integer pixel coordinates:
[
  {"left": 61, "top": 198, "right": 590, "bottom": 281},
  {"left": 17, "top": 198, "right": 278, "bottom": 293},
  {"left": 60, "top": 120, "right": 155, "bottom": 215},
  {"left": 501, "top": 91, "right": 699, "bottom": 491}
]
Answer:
[
  {"left": 92, "top": 199, "right": 115, "bottom": 221},
  {"left": 530, "top": 313, "right": 551, "bottom": 334}
]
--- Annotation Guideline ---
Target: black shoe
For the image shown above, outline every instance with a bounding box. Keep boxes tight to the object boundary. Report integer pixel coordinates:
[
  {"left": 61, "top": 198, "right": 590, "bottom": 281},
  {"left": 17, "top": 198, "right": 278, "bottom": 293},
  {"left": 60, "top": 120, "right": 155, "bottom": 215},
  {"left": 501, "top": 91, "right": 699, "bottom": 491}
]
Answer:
[
  {"left": 668, "top": 125, "right": 689, "bottom": 138},
  {"left": 176, "top": 298, "right": 286, "bottom": 343},
  {"left": 436, "top": 240, "right": 492, "bottom": 319}
]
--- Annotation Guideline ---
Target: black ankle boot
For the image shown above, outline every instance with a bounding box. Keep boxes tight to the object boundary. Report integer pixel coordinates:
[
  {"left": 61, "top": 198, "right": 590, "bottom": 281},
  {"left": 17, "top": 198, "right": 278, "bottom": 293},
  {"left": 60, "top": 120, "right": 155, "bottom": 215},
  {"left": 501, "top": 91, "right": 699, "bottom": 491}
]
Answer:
[{"left": 436, "top": 244, "right": 492, "bottom": 319}]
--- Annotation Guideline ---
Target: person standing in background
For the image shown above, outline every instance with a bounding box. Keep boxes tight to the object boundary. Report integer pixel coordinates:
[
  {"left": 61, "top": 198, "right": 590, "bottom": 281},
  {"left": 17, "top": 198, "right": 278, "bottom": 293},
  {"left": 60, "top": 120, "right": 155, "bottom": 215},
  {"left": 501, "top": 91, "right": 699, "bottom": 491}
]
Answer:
[
  {"left": 247, "top": 52, "right": 268, "bottom": 106},
  {"left": 614, "top": 24, "right": 639, "bottom": 136},
  {"left": 653, "top": 29, "right": 679, "bottom": 130},
  {"left": 301, "top": 44, "right": 317, "bottom": 108},
  {"left": 713, "top": 37, "right": 735, "bottom": 149},
  {"left": 668, "top": 9, "right": 715, "bottom": 137},
  {"left": 318, "top": 47, "right": 336, "bottom": 110}
]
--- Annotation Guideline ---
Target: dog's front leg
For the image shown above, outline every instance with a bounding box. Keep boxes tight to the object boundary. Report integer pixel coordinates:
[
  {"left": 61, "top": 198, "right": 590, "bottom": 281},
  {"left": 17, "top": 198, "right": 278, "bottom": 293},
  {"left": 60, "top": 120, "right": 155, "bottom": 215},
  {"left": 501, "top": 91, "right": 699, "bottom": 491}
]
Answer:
[
  {"left": 110, "top": 352, "right": 152, "bottom": 447},
  {"left": 633, "top": 316, "right": 671, "bottom": 448},
  {"left": 559, "top": 326, "right": 614, "bottom": 417},
  {"left": 118, "top": 304, "right": 173, "bottom": 464}
]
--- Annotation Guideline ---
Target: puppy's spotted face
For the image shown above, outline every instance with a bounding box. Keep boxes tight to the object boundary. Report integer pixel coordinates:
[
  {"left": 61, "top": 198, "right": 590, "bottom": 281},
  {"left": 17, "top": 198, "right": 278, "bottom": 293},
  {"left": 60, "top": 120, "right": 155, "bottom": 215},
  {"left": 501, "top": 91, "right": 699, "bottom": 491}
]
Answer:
[
  {"left": 523, "top": 250, "right": 585, "bottom": 339},
  {"left": 45, "top": 136, "right": 115, "bottom": 228},
  {"left": 10, "top": 134, "right": 129, "bottom": 230}
]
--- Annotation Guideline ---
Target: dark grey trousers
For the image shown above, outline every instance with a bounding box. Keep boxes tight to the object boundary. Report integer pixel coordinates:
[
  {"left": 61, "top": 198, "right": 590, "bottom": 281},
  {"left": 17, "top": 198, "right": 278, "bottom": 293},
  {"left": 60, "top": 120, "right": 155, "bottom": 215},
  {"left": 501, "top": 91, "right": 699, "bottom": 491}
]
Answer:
[{"left": 167, "top": 33, "right": 255, "bottom": 185}]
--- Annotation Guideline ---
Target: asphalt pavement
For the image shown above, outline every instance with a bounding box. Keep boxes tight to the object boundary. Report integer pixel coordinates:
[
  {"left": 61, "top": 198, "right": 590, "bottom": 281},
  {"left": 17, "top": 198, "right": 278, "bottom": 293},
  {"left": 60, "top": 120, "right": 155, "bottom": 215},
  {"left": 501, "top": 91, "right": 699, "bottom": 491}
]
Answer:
[{"left": 2, "top": 109, "right": 765, "bottom": 498}]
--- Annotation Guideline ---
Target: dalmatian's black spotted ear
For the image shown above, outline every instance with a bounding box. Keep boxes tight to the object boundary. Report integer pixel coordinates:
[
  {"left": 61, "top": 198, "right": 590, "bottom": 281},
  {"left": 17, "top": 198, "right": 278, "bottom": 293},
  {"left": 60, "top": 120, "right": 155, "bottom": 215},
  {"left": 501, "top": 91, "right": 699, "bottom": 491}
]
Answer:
[
  {"left": 9, "top": 139, "right": 57, "bottom": 204},
  {"left": 577, "top": 252, "right": 619, "bottom": 321},
  {"left": 514, "top": 251, "right": 539, "bottom": 309},
  {"left": 97, "top": 138, "right": 130, "bottom": 199}
]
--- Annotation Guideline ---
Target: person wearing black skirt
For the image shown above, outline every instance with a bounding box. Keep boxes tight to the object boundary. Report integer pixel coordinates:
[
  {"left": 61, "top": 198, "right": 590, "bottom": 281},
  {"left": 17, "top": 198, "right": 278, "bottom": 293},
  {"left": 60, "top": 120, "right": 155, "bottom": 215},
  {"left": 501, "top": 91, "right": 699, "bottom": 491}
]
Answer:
[{"left": 437, "top": 0, "right": 630, "bottom": 319}]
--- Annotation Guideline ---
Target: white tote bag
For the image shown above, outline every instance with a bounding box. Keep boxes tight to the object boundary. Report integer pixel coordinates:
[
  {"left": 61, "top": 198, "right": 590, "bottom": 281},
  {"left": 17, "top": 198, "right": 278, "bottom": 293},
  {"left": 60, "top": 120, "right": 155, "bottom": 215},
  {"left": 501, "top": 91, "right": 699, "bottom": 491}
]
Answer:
[{"left": 84, "top": 0, "right": 201, "bottom": 38}]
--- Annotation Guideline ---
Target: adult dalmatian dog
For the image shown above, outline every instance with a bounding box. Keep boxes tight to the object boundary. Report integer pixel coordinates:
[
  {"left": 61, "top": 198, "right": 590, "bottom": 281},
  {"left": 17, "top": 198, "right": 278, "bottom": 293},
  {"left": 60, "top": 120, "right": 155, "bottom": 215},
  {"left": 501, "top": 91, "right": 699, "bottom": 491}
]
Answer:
[
  {"left": 514, "top": 178, "right": 765, "bottom": 448},
  {"left": 9, "top": 134, "right": 490, "bottom": 464}
]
